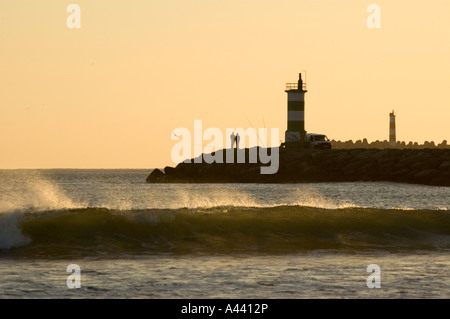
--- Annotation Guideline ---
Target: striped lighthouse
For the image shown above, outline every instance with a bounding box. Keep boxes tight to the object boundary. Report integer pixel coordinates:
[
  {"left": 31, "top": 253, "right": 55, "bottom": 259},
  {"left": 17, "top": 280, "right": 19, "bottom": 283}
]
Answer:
[
  {"left": 389, "top": 110, "right": 396, "bottom": 146},
  {"left": 285, "top": 73, "right": 307, "bottom": 148}
]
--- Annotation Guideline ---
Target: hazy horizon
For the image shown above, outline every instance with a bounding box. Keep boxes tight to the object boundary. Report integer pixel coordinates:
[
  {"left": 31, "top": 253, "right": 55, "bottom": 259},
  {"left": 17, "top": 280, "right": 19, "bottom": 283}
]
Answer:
[{"left": 1, "top": 1, "right": 449, "bottom": 169}]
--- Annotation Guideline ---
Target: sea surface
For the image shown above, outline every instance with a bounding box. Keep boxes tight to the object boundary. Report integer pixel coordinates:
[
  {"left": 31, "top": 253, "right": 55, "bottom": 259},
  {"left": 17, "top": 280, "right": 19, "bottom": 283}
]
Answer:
[{"left": 0, "top": 169, "right": 449, "bottom": 298}]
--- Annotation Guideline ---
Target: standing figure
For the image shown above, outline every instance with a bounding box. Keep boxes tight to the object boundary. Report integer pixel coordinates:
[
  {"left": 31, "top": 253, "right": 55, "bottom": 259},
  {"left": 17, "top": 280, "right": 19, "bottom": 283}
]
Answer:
[
  {"left": 236, "top": 133, "right": 240, "bottom": 149},
  {"left": 230, "top": 132, "right": 235, "bottom": 149}
]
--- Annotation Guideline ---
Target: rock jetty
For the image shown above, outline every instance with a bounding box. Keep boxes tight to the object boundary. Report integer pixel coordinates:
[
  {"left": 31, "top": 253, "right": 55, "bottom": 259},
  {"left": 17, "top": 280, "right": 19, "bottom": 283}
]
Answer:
[{"left": 146, "top": 148, "right": 450, "bottom": 186}]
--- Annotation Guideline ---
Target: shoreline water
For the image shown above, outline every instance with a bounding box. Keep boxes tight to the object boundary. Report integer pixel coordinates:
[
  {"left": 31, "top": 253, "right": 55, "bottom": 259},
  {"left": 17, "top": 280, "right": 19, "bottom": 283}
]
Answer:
[{"left": 1, "top": 170, "right": 450, "bottom": 299}]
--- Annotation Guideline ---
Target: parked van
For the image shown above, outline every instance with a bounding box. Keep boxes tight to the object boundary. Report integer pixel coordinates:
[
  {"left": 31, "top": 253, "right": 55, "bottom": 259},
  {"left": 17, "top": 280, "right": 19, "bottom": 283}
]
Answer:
[{"left": 305, "top": 133, "right": 332, "bottom": 149}]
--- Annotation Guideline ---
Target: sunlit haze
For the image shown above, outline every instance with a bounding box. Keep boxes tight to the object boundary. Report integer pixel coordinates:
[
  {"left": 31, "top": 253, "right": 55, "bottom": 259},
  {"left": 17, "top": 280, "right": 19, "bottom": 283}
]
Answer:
[{"left": 1, "top": 1, "right": 449, "bottom": 168}]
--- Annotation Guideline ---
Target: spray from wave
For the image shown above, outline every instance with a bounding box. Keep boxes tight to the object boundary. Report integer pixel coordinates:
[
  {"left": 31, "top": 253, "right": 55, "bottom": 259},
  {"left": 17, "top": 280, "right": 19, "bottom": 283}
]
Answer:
[
  {"left": 0, "top": 170, "right": 82, "bottom": 213},
  {"left": 0, "top": 170, "right": 83, "bottom": 250},
  {"left": 167, "top": 186, "right": 260, "bottom": 209},
  {"left": 147, "top": 184, "right": 357, "bottom": 210}
]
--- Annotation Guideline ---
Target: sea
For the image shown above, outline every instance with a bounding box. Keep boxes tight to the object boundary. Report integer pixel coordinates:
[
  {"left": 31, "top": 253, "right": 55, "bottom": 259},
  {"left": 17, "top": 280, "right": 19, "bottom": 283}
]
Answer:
[{"left": 0, "top": 169, "right": 450, "bottom": 299}]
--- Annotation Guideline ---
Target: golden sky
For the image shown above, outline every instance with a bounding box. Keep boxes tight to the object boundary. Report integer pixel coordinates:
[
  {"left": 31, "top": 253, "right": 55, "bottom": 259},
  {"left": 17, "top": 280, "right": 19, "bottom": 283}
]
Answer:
[{"left": 1, "top": 1, "right": 449, "bottom": 168}]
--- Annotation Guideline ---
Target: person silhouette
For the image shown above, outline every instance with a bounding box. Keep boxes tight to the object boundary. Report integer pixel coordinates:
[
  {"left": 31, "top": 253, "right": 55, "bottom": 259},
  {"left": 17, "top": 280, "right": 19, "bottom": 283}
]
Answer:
[
  {"left": 236, "top": 133, "right": 240, "bottom": 149},
  {"left": 230, "top": 132, "right": 235, "bottom": 149}
]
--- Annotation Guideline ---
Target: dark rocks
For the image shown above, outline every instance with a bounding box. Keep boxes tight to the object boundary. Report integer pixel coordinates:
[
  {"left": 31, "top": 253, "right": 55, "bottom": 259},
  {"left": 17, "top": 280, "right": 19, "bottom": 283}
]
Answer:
[
  {"left": 146, "top": 168, "right": 164, "bottom": 182},
  {"left": 414, "top": 169, "right": 440, "bottom": 185},
  {"left": 439, "top": 161, "right": 450, "bottom": 171},
  {"left": 164, "top": 166, "right": 177, "bottom": 176},
  {"left": 146, "top": 148, "right": 450, "bottom": 186}
]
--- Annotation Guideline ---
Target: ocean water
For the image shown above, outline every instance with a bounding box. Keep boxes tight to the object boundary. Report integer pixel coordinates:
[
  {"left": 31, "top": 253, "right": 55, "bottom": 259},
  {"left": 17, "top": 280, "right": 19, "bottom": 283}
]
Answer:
[{"left": 0, "top": 169, "right": 449, "bottom": 299}]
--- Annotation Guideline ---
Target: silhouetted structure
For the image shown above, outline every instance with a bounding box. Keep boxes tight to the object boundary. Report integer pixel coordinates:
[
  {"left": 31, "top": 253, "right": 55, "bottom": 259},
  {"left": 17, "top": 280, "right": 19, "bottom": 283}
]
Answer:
[
  {"left": 285, "top": 73, "right": 307, "bottom": 148},
  {"left": 147, "top": 147, "right": 450, "bottom": 186},
  {"left": 331, "top": 139, "right": 449, "bottom": 150},
  {"left": 389, "top": 111, "right": 396, "bottom": 145}
]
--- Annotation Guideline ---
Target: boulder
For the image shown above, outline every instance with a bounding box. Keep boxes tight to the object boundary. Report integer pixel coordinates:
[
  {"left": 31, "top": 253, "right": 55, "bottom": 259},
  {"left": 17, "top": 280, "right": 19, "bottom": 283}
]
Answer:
[
  {"left": 439, "top": 161, "right": 450, "bottom": 172},
  {"left": 413, "top": 169, "right": 440, "bottom": 183},
  {"left": 164, "top": 166, "right": 177, "bottom": 176},
  {"left": 146, "top": 168, "right": 165, "bottom": 183}
]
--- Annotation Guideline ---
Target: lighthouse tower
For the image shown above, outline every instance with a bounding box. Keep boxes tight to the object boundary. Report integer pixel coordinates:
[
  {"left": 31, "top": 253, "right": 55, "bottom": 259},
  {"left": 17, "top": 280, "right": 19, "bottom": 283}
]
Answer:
[
  {"left": 389, "top": 110, "right": 396, "bottom": 146},
  {"left": 285, "top": 73, "right": 307, "bottom": 148}
]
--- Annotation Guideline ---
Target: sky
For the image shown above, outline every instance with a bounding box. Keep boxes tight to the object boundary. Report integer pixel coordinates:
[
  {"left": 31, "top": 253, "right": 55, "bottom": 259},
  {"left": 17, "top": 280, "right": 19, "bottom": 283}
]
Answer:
[{"left": 1, "top": 0, "right": 449, "bottom": 168}]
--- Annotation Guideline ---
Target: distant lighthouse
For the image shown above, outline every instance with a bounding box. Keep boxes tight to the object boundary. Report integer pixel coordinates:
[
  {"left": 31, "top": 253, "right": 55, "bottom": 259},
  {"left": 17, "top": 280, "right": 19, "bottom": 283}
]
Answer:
[
  {"left": 285, "top": 73, "right": 307, "bottom": 148},
  {"left": 389, "top": 110, "right": 396, "bottom": 146}
]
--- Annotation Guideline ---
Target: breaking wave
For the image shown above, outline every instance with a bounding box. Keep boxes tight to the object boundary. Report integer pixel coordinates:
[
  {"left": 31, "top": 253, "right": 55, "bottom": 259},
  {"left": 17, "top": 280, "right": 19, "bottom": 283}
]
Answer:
[{"left": 1, "top": 205, "right": 450, "bottom": 258}]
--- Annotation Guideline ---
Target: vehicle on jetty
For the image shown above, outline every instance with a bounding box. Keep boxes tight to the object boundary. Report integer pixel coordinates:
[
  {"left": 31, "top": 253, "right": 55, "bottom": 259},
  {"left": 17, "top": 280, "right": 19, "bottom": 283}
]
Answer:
[{"left": 305, "top": 133, "right": 332, "bottom": 149}]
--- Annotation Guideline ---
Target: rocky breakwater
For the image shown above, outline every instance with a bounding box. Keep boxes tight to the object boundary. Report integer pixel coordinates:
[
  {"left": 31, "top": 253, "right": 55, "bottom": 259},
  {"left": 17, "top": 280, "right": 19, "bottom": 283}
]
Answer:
[{"left": 146, "top": 148, "right": 450, "bottom": 186}]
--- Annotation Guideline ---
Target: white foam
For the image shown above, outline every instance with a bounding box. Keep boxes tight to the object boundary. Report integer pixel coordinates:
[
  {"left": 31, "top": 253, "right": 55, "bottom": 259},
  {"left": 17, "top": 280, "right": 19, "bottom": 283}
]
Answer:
[{"left": 0, "top": 211, "right": 31, "bottom": 249}]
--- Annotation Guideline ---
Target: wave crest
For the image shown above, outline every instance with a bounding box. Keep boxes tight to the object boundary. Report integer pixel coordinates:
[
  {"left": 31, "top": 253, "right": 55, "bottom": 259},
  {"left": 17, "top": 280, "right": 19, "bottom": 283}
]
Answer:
[{"left": 2, "top": 206, "right": 450, "bottom": 257}]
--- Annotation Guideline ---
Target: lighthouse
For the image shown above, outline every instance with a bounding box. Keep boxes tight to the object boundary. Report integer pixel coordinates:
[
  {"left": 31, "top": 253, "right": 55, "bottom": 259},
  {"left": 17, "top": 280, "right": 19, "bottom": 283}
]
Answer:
[
  {"left": 285, "top": 73, "right": 307, "bottom": 148},
  {"left": 389, "top": 110, "right": 396, "bottom": 146}
]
